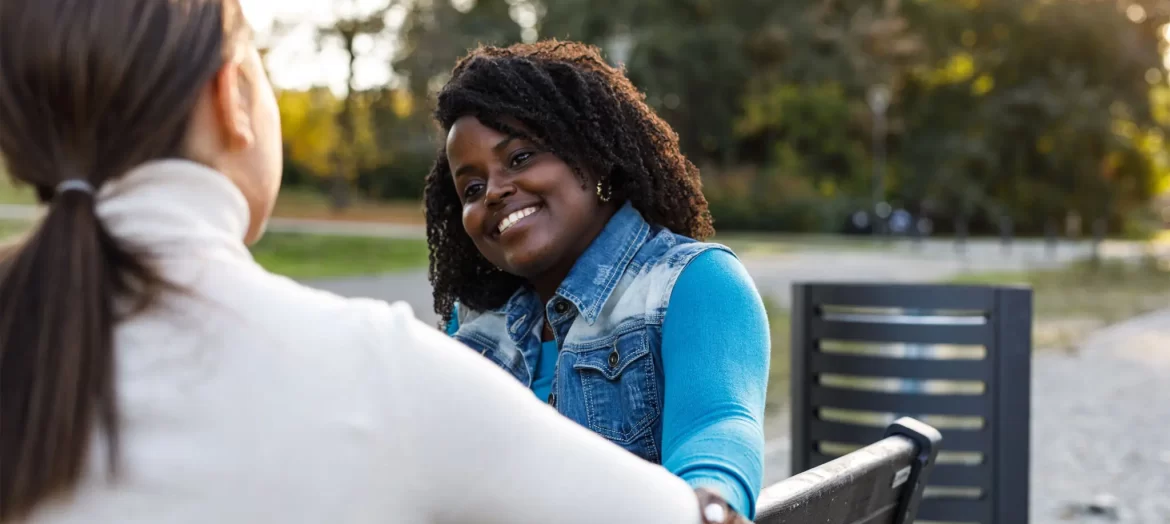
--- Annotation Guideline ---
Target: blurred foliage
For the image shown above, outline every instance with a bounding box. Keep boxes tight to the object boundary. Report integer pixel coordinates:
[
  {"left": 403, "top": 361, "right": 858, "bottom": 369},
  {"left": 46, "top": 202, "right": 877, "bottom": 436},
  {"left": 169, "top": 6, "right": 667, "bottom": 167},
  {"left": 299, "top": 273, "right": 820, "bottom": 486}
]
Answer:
[{"left": 270, "top": 0, "right": 1170, "bottom": 234}]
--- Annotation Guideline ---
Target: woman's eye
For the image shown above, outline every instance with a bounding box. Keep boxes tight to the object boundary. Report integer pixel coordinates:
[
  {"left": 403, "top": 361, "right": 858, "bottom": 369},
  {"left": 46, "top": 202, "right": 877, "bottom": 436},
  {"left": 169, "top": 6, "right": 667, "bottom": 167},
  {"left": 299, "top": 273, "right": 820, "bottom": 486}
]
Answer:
[
  {"left": 509, "top": 151, "right": 534, "bottom": 168},
  {"left": 462, "top": 182, "right": 484, "bottom": 199}
]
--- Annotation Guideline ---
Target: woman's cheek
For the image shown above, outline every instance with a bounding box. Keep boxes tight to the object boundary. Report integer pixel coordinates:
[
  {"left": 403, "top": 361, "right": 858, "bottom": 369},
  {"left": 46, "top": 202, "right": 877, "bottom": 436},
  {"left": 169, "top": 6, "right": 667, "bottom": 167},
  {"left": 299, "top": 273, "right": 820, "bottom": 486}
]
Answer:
[{"left": 462, "top": 205, "right": 478, "bottom": 236}]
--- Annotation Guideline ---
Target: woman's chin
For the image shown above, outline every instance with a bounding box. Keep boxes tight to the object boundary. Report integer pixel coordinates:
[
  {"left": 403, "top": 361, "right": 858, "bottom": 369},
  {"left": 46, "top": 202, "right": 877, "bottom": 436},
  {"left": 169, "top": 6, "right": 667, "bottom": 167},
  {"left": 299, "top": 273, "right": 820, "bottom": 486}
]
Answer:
[{"left": 500, "top": 246, "right": 557, "bottom": 279}]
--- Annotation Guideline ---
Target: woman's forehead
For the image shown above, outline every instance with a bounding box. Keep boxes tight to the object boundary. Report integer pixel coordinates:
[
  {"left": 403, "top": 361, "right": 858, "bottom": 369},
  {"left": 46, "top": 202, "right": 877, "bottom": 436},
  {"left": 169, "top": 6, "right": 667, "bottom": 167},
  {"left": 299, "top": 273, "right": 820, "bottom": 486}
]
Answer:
[
  {"left": 447, "top": 116, "right": 544, "bottom": 151},
  {"left": 446, "top": 117, "right": 506, "bottom": 152}
]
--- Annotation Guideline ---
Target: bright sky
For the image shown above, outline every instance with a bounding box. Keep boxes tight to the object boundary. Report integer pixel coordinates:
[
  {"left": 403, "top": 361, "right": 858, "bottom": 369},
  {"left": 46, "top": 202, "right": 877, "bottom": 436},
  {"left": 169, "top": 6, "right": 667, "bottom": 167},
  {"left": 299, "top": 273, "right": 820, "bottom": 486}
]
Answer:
[{"left": 241, "top": 0, "right": 403, "bottom": 95}]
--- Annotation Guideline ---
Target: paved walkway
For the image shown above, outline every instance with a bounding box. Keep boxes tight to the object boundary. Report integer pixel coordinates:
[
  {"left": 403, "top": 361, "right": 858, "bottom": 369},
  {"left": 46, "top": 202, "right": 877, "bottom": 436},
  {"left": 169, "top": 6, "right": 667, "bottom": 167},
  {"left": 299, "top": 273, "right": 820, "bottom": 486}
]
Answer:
[
  {"left": 1027, "top": 307, "right": 1170, "bottom": 523},
  {"left": 304, "top": 239, "right": 1163, "bottom": 325}
]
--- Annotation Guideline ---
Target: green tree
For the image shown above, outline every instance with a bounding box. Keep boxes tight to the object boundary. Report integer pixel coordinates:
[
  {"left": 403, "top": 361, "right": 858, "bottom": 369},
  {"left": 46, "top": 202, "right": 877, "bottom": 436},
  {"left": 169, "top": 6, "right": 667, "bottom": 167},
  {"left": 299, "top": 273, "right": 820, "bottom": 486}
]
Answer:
[
  {"left": 393, "top": 0, "right": 522, "bottom": 104},
  {"left": 312, "top": 0, "right": 396, "bottom": 210},
  {"left": 897, "top": 0, "right": 1170, "bottom": 231},
  {"left": 371, "top": 0, "right": 1170, "bottom": 232}
]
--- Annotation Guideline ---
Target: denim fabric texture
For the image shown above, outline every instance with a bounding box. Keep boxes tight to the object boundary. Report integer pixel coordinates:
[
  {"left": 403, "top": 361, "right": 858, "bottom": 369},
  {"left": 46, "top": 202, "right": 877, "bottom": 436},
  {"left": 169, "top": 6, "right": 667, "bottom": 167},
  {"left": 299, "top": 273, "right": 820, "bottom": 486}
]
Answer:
[{"left": 452, "top": 202, "right": 731, "bottom": 462}]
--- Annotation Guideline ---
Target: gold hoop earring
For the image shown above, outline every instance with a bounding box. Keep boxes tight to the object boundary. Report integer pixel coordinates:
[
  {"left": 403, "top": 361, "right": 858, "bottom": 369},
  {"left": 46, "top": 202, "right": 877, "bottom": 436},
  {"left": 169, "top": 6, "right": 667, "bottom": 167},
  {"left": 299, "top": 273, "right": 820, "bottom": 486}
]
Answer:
[{"left": 596, "top": 180, "right": 611, "bottom": 203}]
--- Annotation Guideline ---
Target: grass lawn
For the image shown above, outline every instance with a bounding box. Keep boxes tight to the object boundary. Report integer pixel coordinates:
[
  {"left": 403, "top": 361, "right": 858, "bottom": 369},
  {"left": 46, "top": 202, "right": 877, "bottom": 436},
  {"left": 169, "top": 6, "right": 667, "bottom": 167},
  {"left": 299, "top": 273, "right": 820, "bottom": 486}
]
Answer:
[
  {"left": 272, "top": 188, "right": 425, "bottom": 224},
  {"left": 0, "top": 219, "right": 429, "bottom": 280},
  {"left": 763, "top": 299, "right": 792, "bottom": 412},
  {"left": 0, "top": 180, "right": 35, "bottom": 205},
  {"left": 0, "top": 181, "right": 424, "bottom": 224},
  {"left": 0, "top": 219, "right": 30, "bottom": 241},
  {"left": 950, "top": 258, "right": 1170, "bottom": 352},
  {"left": 249, "top": 232, "right": 428, "bottom": 279}
]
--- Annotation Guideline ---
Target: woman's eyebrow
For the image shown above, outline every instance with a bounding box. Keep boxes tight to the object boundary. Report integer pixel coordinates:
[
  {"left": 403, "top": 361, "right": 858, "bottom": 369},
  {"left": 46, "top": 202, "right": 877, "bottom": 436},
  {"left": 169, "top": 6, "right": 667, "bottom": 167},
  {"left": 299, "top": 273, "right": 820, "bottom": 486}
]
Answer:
[
  {"left": 492, "top": 135, "right": 520, "bottom": 153},
  {"left": 453, "top": 164, "right": 476, "bottom": 179}
]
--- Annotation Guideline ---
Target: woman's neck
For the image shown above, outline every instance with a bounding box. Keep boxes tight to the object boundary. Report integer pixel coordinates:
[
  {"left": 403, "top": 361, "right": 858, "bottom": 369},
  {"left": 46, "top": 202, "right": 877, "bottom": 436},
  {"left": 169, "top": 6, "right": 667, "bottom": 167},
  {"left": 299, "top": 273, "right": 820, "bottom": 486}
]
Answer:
[{"left": 529, "top": 201, "right": 620, "bottom": 307}]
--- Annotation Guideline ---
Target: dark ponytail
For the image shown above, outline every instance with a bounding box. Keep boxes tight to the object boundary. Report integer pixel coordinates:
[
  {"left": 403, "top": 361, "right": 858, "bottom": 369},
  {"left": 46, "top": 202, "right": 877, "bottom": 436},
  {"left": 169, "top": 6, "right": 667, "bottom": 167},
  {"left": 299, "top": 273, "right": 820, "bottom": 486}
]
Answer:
[
  {"left": 0, "top": 0, "right": 249, "bottom": 519},
  {"left": 0, "top": 186, "right": 161, "bottom": 519}
]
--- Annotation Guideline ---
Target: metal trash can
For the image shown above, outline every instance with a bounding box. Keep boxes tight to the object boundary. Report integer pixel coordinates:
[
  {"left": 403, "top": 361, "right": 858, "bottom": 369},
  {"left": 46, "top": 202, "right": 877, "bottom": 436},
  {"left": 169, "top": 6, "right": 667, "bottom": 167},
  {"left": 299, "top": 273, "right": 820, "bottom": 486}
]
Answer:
[{"left": 790, "top": 283, "right": 1032, "bottom": 524}]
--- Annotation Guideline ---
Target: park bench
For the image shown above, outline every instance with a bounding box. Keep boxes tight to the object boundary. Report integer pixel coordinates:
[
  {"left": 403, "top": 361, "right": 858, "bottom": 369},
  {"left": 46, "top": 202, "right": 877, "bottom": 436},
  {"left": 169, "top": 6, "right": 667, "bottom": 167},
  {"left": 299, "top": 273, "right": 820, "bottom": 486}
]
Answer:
[{"left": 754, "top": 417, "right": 941, "bottom": 524}]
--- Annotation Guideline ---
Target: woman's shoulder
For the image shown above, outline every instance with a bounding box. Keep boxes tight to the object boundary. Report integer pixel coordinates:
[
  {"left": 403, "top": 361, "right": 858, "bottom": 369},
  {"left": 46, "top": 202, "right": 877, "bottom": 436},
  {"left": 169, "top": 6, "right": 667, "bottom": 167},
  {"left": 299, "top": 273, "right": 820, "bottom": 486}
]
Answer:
[
  {"left": 623, "top": 234, "right": 755, "bottom": 312},
  {"left": 667, "top": 246, "right": 753, "bottom": 295},
  {"left": 663, "top": 248, "right": 764, "bottom": 327},
  {"left": 641, "top": 229, "right": 740, "bottom": 273},
  {"left": 196, "top": 262, "right": 429, "bottom": 350},
  {"left": 676, "top": 246, "right": 743, "bottom": 277}
]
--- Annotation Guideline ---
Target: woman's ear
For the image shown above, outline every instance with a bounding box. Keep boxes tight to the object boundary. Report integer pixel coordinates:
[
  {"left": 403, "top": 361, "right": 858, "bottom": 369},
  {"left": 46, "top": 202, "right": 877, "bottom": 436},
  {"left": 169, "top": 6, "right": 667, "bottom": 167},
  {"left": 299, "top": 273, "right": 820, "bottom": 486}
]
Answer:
[{"left": 212, "top": 59, "right": 255, "bottom": 151}]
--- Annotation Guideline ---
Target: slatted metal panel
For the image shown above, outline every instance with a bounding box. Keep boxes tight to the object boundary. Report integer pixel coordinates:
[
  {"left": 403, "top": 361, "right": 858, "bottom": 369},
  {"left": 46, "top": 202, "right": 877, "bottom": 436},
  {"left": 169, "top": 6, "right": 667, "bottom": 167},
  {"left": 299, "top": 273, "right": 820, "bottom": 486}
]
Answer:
[{"left": 790, "top": 283, "right": 1032, "bottom": 524}]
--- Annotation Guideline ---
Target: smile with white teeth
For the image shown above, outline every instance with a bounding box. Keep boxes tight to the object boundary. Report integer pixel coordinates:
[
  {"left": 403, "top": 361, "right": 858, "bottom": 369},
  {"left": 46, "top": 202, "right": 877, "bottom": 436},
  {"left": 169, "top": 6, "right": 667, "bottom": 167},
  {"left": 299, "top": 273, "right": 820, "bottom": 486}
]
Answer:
[{"left": 497, "top": 206, "right": 540, "bottom": 234}]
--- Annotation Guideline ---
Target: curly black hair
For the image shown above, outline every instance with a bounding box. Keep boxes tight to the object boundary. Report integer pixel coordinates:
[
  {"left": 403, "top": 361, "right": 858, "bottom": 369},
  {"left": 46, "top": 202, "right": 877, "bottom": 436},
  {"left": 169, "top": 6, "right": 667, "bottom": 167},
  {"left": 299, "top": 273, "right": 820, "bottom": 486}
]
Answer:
[{"left": 425, "top": 39, "right": 714, "bottom": 325}]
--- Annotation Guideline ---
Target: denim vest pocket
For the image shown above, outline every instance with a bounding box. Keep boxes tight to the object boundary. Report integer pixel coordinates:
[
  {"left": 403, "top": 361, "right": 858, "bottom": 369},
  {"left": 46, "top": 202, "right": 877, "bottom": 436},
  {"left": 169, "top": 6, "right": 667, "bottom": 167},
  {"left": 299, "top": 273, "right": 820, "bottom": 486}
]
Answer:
[{"left": 570, "top": 329, "right": 660, "bottom": 443}]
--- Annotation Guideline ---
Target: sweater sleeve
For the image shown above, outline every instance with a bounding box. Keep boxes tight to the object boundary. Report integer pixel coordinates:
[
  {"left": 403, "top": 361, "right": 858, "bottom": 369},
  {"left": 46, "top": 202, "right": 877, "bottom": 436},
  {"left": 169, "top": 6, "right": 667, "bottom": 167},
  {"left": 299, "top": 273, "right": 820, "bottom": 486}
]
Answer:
[
  {"left": 660, "top": 249, "right": 770, "bottom": 518},
  {"left": 378, "top": 306, "right": 704, "bottom": 524}
]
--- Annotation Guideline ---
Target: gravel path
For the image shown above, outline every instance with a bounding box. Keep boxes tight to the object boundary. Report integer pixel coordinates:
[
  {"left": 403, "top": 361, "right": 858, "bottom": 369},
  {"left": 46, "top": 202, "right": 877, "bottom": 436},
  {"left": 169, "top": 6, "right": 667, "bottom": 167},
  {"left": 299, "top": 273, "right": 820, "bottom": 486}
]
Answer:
[
  {"left": 1028, "top": 307, "right": 1170, "bottom": 523},
  {"left": 762, "top": 307, "right": 1170, "bottom": 524}
]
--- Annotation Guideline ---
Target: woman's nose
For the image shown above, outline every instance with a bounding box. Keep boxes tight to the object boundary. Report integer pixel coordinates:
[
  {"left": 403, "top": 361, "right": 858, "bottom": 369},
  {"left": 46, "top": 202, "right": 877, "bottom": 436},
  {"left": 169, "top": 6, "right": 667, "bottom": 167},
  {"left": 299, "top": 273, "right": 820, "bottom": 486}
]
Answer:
[{"left": 484, "top": 175, "right": 516, "bottom": 207}]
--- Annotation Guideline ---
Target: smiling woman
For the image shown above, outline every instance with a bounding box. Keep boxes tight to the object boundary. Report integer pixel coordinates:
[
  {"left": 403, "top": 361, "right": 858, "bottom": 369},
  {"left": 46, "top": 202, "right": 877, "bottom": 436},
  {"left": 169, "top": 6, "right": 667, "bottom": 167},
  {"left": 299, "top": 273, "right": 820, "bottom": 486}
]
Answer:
[
  {"left": 424, "top": 40, "right": 771, "bottom": 520},
  {"left": 445, "top": 115, "right": 618, "bottom": 295}
]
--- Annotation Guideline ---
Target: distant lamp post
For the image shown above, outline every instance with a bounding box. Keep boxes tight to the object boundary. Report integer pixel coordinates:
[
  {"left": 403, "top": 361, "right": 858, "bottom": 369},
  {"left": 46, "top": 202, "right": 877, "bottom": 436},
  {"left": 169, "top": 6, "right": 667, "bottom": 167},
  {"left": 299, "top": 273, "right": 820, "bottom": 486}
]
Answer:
[{"left": 867, "top": 84, "right": 891, "bottom": 235}]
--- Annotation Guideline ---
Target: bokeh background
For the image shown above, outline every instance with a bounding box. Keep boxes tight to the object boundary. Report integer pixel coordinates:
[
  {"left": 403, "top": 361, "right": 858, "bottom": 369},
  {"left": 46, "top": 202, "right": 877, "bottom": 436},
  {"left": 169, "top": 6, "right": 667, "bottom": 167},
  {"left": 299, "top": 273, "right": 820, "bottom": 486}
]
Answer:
[{"left": 255, "top": 0, "right": 1170, "bottom": 238}]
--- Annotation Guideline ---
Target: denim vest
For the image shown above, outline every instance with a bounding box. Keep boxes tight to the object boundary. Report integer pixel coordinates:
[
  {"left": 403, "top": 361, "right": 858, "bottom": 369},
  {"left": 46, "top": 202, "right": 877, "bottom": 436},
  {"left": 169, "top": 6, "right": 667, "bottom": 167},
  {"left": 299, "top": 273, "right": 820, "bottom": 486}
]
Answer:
[{"left": 452, "top": 203, "right": 730, "bottom": 463}]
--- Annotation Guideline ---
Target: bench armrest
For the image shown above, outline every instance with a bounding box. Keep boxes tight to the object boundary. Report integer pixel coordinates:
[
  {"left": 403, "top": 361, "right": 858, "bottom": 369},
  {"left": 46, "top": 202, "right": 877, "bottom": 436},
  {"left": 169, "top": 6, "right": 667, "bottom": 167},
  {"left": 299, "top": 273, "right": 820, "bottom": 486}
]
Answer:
[
  {"left": 885, "top": 417, "right": 941, "bottom": 524},
  {"left": 754, "top": 417, "right": 941, "bottom": 524}
]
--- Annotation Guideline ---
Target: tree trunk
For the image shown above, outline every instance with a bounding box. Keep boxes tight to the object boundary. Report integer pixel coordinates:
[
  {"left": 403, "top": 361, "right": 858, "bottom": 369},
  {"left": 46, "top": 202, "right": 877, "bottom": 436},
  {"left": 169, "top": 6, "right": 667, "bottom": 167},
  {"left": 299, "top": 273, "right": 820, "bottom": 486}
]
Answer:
[{"left": 329, "top": 31, "right": 360, "bottom": 212}]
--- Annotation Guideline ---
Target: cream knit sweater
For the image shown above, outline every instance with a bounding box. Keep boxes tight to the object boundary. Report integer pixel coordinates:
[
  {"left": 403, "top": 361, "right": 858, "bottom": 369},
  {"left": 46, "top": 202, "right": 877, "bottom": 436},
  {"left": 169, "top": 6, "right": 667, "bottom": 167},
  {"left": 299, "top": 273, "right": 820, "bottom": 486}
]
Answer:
[{"left": 23, "top": 160, "right": 701, "bottom": 524}]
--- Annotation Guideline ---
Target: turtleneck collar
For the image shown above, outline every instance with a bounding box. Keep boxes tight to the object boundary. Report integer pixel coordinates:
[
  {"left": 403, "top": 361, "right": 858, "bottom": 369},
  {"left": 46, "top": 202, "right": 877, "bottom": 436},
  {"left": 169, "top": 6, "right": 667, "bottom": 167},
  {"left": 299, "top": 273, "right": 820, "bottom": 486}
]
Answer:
[{"left": 95, "top": 159, "right": 253, "bottom": 260}]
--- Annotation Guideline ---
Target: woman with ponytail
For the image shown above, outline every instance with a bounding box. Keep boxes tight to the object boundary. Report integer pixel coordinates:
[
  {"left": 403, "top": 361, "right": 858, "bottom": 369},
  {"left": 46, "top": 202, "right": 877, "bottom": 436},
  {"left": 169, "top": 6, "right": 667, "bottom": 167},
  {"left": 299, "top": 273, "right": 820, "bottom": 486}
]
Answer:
[{"left": 0, "top": 1, "right": 748, "bottom": 523}]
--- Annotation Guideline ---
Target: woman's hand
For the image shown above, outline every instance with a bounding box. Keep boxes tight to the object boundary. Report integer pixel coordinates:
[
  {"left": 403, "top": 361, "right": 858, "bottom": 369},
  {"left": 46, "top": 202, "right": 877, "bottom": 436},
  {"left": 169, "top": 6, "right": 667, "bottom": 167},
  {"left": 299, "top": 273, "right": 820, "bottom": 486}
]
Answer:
[{"left": 695, "top": 489, "right": 753, "bottom": 524}]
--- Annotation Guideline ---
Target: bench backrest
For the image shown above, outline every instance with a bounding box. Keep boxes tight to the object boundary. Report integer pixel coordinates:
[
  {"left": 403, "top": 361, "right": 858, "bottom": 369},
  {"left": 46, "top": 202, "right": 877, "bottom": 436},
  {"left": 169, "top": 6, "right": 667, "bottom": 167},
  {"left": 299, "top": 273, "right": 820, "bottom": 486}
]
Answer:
[
  {"left": 755, "top": 417, "right": 941, "bottom": 524},
  {"left": 789, "top": 283, "right": 1032, "bottom": 524}
]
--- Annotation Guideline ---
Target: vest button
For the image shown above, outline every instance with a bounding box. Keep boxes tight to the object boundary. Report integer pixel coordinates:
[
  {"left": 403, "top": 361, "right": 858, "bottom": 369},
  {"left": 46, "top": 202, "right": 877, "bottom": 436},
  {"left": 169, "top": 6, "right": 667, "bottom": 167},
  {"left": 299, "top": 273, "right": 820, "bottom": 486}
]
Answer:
[
  {"left": 554, "top": 301, "right": 568, "bottom": 314},
  {"left": 608, "top": 349, "right": 619, "bottom": 368},
  {"left": 547, "top": 393, "right": 557, "bottom": 408}
]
